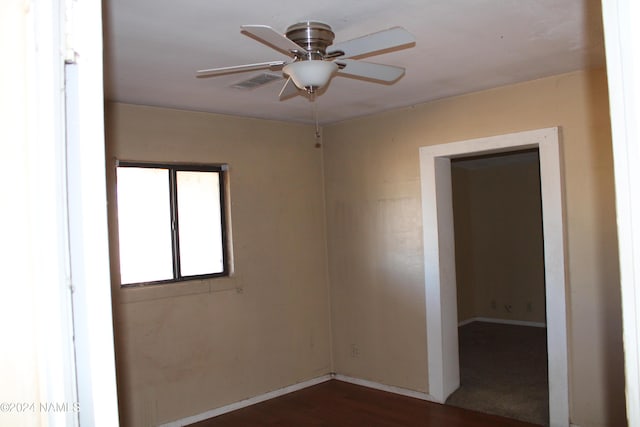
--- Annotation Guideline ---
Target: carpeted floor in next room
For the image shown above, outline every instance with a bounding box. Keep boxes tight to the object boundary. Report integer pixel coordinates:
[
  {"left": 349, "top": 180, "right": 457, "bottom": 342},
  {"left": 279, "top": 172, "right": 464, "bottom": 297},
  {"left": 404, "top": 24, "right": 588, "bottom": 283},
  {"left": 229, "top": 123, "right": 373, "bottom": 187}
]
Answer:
[{"left": 445, "top": 321, "right": 549, "bottom": 426}]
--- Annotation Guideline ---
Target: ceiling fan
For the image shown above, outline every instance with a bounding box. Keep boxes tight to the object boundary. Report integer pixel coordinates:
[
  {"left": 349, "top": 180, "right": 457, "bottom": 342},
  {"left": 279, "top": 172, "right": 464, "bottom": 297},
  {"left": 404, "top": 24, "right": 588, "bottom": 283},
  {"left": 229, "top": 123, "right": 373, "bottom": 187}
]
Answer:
[{"left": 196, "top": 21, "right": 416, "bottom": 100}]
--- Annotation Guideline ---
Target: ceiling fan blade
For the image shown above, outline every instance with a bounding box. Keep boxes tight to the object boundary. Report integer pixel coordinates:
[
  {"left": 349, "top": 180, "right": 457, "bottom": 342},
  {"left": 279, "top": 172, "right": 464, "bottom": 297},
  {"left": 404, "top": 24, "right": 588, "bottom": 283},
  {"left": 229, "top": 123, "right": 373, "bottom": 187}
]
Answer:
[
  {"left": 336, "top": 59, "right": 405, "bottom": 82},
  {"left": 241, "top": 25, "right": 306, "bottom": 57},
  {"left": 196, "top": 61, "right": 286, "bottom": 78},
  {"left": 328, "top": 27, "right": 415, "bottom": 59},
  {"left": 279, "top": 77, "right": 300, "bottom": 100}
]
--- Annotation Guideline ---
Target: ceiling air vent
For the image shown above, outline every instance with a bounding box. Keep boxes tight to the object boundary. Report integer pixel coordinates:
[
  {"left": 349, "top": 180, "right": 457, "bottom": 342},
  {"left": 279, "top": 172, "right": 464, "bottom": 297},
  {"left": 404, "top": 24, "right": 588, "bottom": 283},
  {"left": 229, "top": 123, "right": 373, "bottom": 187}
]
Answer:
[{"left": 231, "top": 73, "right": 282, "bottom": 90}]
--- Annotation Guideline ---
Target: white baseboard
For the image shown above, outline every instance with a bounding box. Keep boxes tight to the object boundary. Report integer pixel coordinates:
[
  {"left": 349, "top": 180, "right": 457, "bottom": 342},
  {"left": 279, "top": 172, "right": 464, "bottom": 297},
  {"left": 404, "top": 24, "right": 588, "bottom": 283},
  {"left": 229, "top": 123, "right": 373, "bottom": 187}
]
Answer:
[
  {"left": 158, "top": 374, "right": 440, "bottom": 426},
  {"left": 458, "top": 316, "right": 546, "bottom": 328},
  {"left": 333, "top": 374, "right": 438, "bottom": 403},
  {"left": 158, "top": 374, "right": 332, "bottom": 427}
]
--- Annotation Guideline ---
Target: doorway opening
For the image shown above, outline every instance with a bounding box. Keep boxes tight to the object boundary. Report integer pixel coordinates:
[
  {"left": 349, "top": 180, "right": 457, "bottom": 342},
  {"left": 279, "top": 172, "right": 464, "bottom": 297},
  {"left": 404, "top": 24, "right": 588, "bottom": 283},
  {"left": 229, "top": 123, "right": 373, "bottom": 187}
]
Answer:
[
  {"left": 419, "top": 127, "right": 569, "bottom": 427},
  {"left": 445, "top": 149, "right": 549, "bottom": 425}
]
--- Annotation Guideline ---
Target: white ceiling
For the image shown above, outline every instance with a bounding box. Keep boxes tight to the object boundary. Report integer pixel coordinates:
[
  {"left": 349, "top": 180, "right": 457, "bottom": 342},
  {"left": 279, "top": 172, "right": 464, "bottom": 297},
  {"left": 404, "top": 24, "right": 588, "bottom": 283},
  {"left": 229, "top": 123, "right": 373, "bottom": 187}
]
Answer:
[{"left": 102, "top": 0, "right": 605, "bottom": 125}]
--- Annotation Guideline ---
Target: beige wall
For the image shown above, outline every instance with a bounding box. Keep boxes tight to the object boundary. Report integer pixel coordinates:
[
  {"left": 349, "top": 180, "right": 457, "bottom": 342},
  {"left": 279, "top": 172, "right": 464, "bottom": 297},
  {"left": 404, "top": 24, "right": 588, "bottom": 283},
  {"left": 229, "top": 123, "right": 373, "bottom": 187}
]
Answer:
[
  {"left": 107, "top": 68, "right": 625, "bottom": 427},
  {"left": 323, "top": 69, "right": 625, "bottom": 426},
  {"left": 106, "top": 104, "right": 332, "bottom": 426},
  {"left": 452, "top": 157, "right": 546, "bottom": 324},
  {"left": 451, "top": 165, "right": 476, "bottom": 322}
]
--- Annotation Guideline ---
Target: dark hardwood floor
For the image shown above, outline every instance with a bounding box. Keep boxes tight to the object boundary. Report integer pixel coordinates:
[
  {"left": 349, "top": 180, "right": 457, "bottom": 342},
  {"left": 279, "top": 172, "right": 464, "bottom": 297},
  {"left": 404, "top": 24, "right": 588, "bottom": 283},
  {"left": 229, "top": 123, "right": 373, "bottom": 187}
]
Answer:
[{"left": 189, "top": 379, "right": 541, "bottom": 427}]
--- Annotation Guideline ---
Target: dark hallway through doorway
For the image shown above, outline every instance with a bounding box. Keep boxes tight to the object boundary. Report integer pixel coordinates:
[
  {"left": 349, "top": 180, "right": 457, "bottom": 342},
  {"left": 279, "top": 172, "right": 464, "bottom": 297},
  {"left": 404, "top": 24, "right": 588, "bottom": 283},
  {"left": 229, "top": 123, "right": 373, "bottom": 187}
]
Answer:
[{"left": 446, "top": 150, "right": 549, "bottom": 425}]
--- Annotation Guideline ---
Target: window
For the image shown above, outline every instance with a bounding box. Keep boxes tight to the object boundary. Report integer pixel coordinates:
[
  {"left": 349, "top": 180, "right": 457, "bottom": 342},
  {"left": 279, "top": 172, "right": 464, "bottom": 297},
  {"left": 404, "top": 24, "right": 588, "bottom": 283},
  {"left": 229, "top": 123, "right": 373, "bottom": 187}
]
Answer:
[{"left": 115, "top": 162, "right": 229, "bottom": 286}]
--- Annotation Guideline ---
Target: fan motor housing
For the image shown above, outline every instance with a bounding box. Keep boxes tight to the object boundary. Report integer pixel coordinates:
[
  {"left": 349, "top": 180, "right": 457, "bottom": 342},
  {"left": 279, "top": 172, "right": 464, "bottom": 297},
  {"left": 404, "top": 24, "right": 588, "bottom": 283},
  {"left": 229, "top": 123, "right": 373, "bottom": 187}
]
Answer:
[{"left": 286, "top": 21, "right": 335, "bottom": 59}]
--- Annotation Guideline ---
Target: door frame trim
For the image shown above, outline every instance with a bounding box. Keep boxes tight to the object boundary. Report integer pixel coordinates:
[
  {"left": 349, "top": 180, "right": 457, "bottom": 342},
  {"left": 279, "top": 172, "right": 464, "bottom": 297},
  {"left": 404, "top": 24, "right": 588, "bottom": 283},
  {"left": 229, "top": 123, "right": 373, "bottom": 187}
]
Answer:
[{"left": 419, "top": 127, "right": 569, "bottom": 426}]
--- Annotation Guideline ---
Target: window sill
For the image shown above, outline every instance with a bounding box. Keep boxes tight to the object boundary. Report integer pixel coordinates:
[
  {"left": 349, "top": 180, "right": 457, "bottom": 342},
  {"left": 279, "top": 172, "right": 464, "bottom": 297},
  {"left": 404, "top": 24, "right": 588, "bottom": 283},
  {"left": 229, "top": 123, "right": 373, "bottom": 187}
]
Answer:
[{"left": 116, "top": 275, "right": 240, "bottom": 304}]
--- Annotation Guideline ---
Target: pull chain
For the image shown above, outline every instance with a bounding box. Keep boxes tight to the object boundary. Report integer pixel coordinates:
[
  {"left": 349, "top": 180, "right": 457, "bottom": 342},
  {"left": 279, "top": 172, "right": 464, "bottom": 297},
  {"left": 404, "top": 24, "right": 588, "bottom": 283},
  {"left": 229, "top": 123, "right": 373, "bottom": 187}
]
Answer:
[{"left": 313, "top": 99, "right": 321, "bottom": 148}]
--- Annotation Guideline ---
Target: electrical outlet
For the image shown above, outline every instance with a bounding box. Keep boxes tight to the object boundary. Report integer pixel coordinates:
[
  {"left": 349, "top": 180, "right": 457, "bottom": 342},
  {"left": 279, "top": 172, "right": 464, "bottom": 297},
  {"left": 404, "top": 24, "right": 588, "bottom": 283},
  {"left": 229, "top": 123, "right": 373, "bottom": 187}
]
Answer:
[
  {"left": 350, "top": 344, "right": 360, "bottom": 358},
  {"left": 527, "top": 302, "right": 533, "bottom": 312}
]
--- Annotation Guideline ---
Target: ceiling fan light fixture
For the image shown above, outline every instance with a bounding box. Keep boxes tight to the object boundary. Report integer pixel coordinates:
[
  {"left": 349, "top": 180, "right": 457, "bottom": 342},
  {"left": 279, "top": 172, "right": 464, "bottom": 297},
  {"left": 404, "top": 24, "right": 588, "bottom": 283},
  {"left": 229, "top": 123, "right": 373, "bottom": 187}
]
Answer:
[
  {"left": 196, "top": 22, "right": 415, "bottom": 100},
  {"left": 283, "top": 61, "right": 338, "bottom": 93}
]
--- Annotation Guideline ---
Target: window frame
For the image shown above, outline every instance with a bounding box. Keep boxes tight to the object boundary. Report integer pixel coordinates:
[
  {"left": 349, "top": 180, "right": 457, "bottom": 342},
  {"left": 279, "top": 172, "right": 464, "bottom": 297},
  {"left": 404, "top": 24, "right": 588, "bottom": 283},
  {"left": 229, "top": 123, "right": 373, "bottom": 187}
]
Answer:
[{"left": 115, "top": 161, "right": 230, "bottom": 287}]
